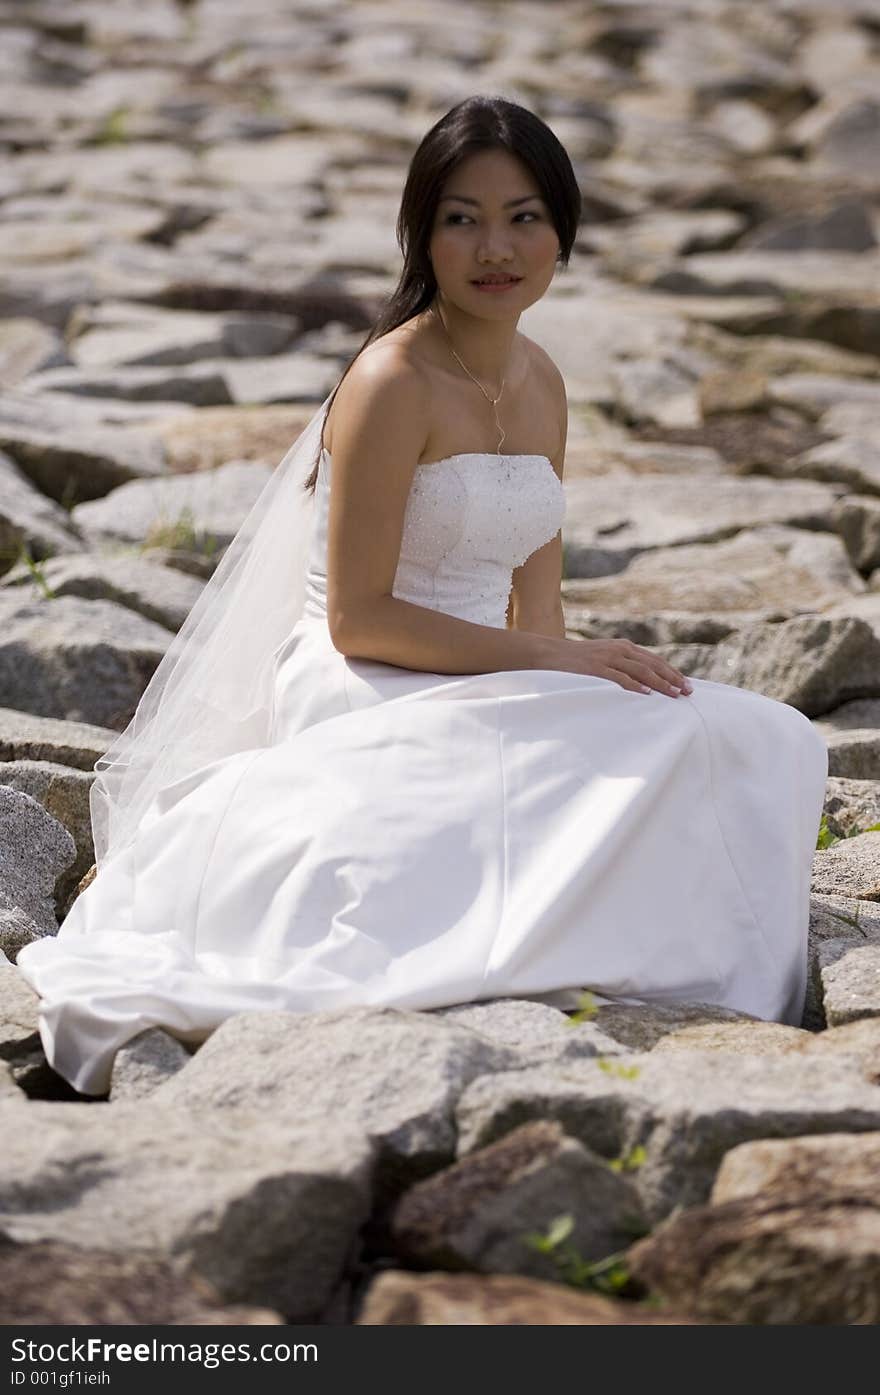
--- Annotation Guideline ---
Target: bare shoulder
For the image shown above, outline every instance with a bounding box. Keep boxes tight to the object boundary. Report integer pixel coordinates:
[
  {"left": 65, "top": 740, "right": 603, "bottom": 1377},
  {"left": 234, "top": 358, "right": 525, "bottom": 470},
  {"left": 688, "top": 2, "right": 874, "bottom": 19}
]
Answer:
[
  {"left": 326, "top": 337, "right": 430, "bottom": 455},
  {"left": 519, "top": 332, "right": 567, "bottom": 466},
  {"left": 520, "top": 332, "right": 566, "bottom": 401}
]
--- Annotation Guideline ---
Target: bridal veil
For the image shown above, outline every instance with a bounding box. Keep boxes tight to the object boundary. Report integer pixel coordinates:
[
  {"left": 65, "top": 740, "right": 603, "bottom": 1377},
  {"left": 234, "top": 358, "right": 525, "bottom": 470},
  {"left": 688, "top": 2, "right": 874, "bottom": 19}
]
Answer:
[{"left": 89, "top": 391, "right": 333, "bottom": 871}]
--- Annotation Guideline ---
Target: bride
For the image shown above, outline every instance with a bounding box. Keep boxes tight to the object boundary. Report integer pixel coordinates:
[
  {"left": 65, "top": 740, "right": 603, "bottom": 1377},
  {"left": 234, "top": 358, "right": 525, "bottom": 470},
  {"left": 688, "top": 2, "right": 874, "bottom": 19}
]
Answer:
[{"left": 17, "top": 96, "right": 829, "bottom": 1096}]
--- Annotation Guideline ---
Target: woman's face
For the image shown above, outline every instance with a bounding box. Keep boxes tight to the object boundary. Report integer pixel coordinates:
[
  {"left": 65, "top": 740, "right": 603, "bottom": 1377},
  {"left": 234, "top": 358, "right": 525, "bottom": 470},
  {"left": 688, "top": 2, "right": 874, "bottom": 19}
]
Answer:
[{"left": 428, "top": 147, "right": 561, "bottom": 316}]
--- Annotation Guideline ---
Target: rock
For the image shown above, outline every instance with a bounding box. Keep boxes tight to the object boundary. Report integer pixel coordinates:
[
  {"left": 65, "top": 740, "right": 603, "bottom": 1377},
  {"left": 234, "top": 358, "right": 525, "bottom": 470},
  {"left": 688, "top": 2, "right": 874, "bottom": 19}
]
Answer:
[
  {"left": 562, "top": 474, "right": 843, "bottom": 579},
  {"left": 0, "top": 784, "right": 75, "bottom": 959},
  {"left": 0, "top": 759, "right": 94, "bottom": 910},
  {"left": 0, "top": 962, "right": 41, "bottom": 1066},
  {"left": 0, "top": 552, "right": 206, "bottom": 632},
  {"left": 70, "top": 459, "right": 272, "bottom": 552},
  {"left": 23, "top": 361, "right": 235, "bottom": 407},
  {"left": 0, "top": 704, "right": 116, "bottom": 770},
  {"left": 428, "top": 997, "right": 625, "bottom": 1065},
  {"left": 812, "top": 830, "right": 880, "bottom": 902},
  {"left": 816, "top": 943, "right": 880, "bottom": 1027},
  {"left": 651, "top": 1020, "right": 812, "bottom": 1056},
  {"left": 0, "top": 1096, "right": 373, "bottom": 1321},
  {"left": 0, "top": 319, "right": 68, "bottom": 389},
  {"left": 147, "top": 401, "right": 320, "bottom": 474},
  {"left": 814, "top": 97, "right": 880, "bottom": 181},
  {"left": 388, "top": 1120, "right": 647, "bottom": 1279},
  {"left": 562, "top": 524, "right": 863, "bottom": 620},
  {"left": 356, "top": 1268, "right": 696, "bottom": 1325},
  {"left": 0, "top": 1233, "right": 285, "bottom": 1325},
  {"left": 743, "top": 197, "right": 877, "bottom": 254},
  {"left": 454, "top": 1050, "right": 880, "bottom": 1223},
  {"left": 626, "top": 1192, "right": 880, "bottom": 1323},
  {"left": 794, "top": 1016, "right": 880, "bottom": 1076},
  {"left": 665, "top": 615, "right": 880, "bottom": 715},
  {"left": 821, "top": 775, "right": 880, "bottom": 835},
  {"left": 0, "top": 595, "right": 173, "bottom": 730},
  {"left": 789, "top": 433, "right": 880, "bottom": 496},
  {"left": 0, "top": 420, "right": 167, "bottom": 506},
  {"left": 805, "top": 893, "right": 880, "bottom": 1030},
  {"left": 68, "top": 301, "right": 299, "bottom": 370},
  {"left": 0, "top": 451, "right": 85, "bottom": 575},
  {"left": 589, "top": 1000, "right": 755, "bottom": 1052},
  {"left": 821, "top": 732, "right": 880, "bottom": 782},
  {"left": 109, "top": 1027, "right": 194, "bottom": 1102},
  {"left": 153, "top": 1007, "right": 526, "bottom": 1205},
  {"left": 830, "top": 494, "right": 880, "bottom": 573},
  {"left": 711, "top": 1132, "right": 880, "bottom": 1206}
]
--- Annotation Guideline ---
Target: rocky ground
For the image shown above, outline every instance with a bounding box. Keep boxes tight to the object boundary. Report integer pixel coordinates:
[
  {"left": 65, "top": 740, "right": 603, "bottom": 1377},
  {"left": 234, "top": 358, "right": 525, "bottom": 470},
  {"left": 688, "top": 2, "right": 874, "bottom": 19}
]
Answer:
[{"left": 1, "top": 0, "right": 880, "bottom": 1327}]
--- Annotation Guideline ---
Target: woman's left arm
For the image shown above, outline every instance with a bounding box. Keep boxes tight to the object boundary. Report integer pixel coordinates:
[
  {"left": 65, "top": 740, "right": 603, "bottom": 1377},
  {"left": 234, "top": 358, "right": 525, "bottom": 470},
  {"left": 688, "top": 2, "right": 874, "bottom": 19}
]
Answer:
[{"left": 507, "top": 354, "right": 568, "bottom": 640}]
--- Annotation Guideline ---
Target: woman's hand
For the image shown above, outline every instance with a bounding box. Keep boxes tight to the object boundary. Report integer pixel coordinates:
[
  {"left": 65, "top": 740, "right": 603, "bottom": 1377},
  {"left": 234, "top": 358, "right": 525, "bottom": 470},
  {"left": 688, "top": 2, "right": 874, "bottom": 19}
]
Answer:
[{"left": 548, "top": 636, "right": 694, "bottom": 697}]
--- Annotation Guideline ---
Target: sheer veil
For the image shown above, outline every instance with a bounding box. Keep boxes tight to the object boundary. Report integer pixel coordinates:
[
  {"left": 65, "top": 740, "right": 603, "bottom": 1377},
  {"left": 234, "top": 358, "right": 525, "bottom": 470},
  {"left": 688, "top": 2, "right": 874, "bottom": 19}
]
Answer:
[{"left": 89, "top": 390, "right": 333, "bottom": 871}]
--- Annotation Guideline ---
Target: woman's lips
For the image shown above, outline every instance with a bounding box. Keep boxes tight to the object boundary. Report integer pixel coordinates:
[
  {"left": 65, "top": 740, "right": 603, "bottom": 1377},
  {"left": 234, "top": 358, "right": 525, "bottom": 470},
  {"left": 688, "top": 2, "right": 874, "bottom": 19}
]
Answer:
[{"left": 470, "top": 276, "right": 522, "bottom": 293}]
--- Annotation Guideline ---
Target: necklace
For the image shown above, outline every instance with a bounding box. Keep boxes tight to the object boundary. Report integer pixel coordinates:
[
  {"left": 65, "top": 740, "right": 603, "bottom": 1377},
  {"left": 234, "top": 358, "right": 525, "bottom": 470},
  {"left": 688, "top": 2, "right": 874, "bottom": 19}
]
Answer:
[{"left": 432, "top": 301, "right": 513, "bottom": 455}]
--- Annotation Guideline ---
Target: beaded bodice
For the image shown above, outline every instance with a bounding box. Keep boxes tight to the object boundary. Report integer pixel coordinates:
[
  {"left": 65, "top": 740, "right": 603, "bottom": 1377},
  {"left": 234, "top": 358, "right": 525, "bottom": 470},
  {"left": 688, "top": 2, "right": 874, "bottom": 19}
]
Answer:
[{"left": 301, "top": 447, "right": 566, "bottom": 630}]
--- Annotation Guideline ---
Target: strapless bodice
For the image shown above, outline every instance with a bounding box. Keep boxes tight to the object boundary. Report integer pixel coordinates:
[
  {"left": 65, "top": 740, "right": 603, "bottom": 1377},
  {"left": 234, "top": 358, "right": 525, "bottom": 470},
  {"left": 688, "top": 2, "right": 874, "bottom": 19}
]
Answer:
[{"left": 300, "top": 446, "right": 566, "bottom": 630}]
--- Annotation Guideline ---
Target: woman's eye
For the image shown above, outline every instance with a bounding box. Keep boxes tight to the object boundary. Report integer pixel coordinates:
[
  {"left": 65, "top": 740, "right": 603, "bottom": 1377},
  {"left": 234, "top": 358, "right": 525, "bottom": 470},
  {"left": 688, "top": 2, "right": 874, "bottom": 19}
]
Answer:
[{"left": 443, "top": 212, "right": 538, "bottom": 225}]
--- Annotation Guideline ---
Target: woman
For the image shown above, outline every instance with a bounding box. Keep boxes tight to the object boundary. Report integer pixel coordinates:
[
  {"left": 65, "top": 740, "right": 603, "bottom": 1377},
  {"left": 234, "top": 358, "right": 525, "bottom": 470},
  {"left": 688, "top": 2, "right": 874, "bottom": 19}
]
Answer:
[{"left": 17, "top": 97, "right": 829, "bottom": 1096}]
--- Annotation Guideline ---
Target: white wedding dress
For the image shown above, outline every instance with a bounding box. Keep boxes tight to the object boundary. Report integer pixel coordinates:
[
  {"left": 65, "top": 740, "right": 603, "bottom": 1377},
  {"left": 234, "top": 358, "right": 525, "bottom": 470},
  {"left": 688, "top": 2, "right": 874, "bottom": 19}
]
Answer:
[{"left": 17, "top": 444, "right": 829, "bottom": 1094}]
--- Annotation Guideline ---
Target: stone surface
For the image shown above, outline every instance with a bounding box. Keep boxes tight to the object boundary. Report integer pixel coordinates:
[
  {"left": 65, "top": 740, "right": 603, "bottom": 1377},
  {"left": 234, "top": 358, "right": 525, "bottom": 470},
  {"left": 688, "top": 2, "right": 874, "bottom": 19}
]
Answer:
[
  {"left": 109, "top": 1027, "right": 193, "bottom": 1102},
  {"left": 356, "top": 1268, "right": 696, "bottom": 1325},
  {"left": 0, "top": 552, "right": 205, "bottom": 632},
  {"left": 816, "top": 942, "right": 880, "bottom": 1026},
  {"left": 0, "top": 784, "right": 74, "bottom": 958},
  {"left": 0, "top": 1097, "right": 373, "bottom": 1321},
  {"left": 388, "top": 1120, "right": 647, "bottom": 1279},
  {"left": 627, "top": 1192, "right": 880, "bottom": 1324},
  {"left": 454, "top": 1050, "right": 880, "bottom": 1222},
  {"left": 153, "top": 1007, "right": 526, "bottom": 1204},
  {"left": 0, "top": 1234, "right": 286, "bottom": 1325},
  {"left": 0, "top": 594, "right": 173, "bottom": 730}
]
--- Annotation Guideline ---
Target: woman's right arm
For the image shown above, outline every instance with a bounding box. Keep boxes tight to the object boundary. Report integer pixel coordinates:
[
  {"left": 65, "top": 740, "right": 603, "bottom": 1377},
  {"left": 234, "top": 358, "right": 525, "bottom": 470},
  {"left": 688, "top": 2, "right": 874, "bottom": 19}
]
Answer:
[{"left": 326, "top": 350, "right": 691, "bottom": 697}]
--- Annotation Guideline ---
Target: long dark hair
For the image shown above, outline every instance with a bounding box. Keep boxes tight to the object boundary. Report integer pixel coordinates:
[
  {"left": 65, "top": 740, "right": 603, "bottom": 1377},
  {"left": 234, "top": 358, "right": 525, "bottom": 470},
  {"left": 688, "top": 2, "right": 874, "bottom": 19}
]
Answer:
[{"left": 302, "top": 94, "right": 582, "bottom": 494}]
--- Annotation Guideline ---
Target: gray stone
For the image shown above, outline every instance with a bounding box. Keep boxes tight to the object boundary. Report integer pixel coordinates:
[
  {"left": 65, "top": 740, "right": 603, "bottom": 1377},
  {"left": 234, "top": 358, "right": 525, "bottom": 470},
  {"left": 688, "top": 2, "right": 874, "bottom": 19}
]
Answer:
[
  {"left": 71, "top": 459, "right": 272, "bottom": 551},
  {"left": 562, "top": 474, "right": 843, "bottom": 579},
  {"left": 0, "top": 319, "right": 68, "bottom": 390},
  {"left": 563, "top": 524, "right": 862, "bottom": 618},
  {"left": 0, "top": 705, "right": 116, "bottom": 770},
  {"left": 0, "top": 760, "right": 94, "bottom": 910},
  {"left": 817, "top": 942, "right": 880, "bottom": 1027},
  {"left": 812, "top": 830, "right": 880, "bottom": 901},
  {"left": 0, "top": 595, "right": 172, "bottom": 730},
  {"left": 627, "top": 1190, "right": 880, "bottom": 1324},
  {"left": 664, "top": 615, "right": 880, "bottom": 716},
  {"left": 0, "top": 1096, "right": 372, "bottom": 1321},
  {"left": 454, "top": 1050, "right": 880, "bottom": 1222},
  {"left": 831, "top": 494, "right": 880, "bottom": 572},
  {"left": 0, "top": 452, "right": 85, "bottom": 574},
  {"left": 0, "top": 420, "right": 167, "bottom": 506},
  {"left": 0, "top": 785, "right": 74, "bottom": 959},
  {"left": 0, "top": 1234, "right": 285, "bottom": 1325},
  {"left": 790, "top": 434, "right": 880, "bottom": 496},
  {"left": 711, "top": 1132, "right": 880, "bottom": 1206},
  {"left": 109, "top": 1027, "right": 194, "bottom": 1102},
  {"left": 388, "top": 1120, "right": 647, "bottom": 1280},
  {"left": 428, "top": 997, "right": 625, "bottom": 1065},
  {"left": 651, "top": 1020, "right": 812, "bottom": 1057},
  {"left": 356, "top": 1268, "right": 695, "bottom": 1325},
  {"left": 0, "top": 552, "right": 206, "bottom": 633},
  {"left": 153, "top": 1007, "right": 525, "bottom": 1202}
]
